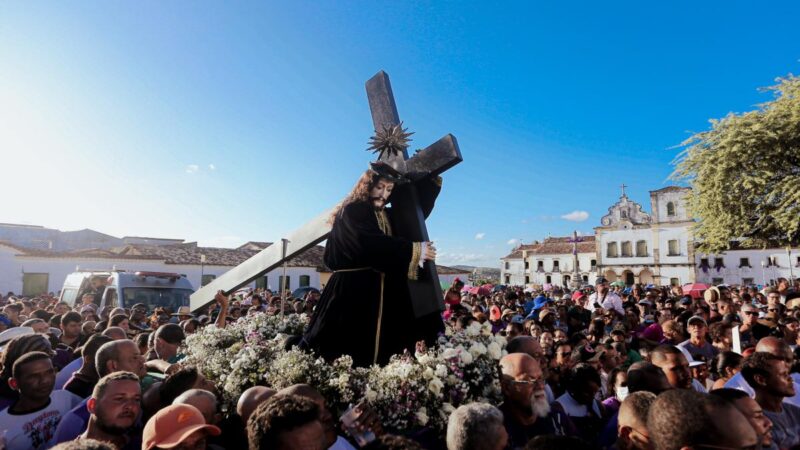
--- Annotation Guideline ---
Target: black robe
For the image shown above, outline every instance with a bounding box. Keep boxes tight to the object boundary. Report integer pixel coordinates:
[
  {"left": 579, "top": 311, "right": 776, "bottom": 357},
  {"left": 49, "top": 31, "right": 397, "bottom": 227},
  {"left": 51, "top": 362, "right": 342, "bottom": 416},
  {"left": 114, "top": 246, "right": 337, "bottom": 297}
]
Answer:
[{"left": 302, "top": 178, "right": 443, "bottom": 367}]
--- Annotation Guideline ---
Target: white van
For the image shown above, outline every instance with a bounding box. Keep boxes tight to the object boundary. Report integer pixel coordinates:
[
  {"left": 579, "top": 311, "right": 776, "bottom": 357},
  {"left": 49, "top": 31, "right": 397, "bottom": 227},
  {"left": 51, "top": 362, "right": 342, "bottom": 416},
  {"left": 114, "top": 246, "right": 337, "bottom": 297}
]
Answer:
[{"left": 60, "top": 270, "right": 194, "bottom": 311}]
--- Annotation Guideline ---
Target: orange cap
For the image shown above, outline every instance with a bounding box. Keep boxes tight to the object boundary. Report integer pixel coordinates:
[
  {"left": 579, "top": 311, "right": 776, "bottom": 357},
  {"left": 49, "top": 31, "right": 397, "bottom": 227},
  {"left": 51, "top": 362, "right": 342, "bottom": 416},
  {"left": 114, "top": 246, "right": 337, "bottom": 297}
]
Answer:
[{"left": 143, "top": 404, "right": 221, "bottom": 449}]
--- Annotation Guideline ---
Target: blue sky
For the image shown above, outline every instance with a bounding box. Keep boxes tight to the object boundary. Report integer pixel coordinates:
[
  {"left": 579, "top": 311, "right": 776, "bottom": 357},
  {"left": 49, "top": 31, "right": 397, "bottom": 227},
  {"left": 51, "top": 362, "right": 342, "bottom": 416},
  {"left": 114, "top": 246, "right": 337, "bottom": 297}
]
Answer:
[{"left": 1, "top": 1, "right": 798, "bottom": 267}]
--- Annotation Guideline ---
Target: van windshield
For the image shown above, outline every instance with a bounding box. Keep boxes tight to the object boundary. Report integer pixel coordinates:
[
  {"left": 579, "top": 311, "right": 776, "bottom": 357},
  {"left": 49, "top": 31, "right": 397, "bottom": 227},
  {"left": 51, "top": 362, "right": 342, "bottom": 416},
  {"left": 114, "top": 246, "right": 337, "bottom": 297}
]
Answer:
[{"left": 122, "top": 288, "right": 192, "bottom": 312}]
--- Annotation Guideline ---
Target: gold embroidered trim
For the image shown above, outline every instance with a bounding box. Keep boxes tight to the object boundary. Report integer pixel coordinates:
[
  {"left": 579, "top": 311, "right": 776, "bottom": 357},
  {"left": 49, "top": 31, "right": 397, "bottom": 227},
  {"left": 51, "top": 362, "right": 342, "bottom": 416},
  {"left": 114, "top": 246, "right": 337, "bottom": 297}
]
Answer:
[
  {"left": 408, "top": 241, "right": 421, "bottom": 281},
  {"left": 375, "top": 210, "right": 392, "bottom": 236},
  {"left": 373, "top": 272, "right": 385, "bottom": 365}
]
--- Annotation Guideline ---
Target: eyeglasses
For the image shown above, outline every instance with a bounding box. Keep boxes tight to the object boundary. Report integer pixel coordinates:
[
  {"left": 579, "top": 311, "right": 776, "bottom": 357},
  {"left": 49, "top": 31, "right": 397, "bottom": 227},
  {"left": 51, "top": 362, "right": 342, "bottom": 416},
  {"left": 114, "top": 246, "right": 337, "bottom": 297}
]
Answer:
[
  {"left": 743, "top": 311, "right": 759, "bottom": 316},
  {"left": 506, "top": 378, "right": 544, "bottom": 388}
]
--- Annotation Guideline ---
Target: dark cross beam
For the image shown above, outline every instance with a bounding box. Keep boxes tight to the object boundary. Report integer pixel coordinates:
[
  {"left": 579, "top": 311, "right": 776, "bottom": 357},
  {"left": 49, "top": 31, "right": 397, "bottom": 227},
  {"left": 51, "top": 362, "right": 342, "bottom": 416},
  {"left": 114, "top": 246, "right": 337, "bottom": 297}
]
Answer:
[
  {"left": 189, "top": 71, "right": 462, "bottom": 314},
  {"left": 366, "top": 71, "right": 462, "bottom": 317}
]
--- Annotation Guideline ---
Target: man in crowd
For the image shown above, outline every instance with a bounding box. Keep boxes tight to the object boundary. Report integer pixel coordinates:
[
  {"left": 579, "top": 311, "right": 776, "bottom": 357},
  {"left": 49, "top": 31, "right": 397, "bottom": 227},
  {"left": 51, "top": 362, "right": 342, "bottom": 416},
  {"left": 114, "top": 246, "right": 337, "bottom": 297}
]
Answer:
[
  {"left": 710, "top": 388, "right": 776, "bottom": 450},
  {"left": 78, "top": 371, "right": 142, "bottom": 449},
  {"left": 587, "top": 278, "right": 623, "bottom": 315},
  {"left": 0, "top": 352, "right": 82, "bottom": 449},
  {"left": 64, "top": 334, "right": 113, "bottom": 398},
  {"left": 153, "top": 323, "right": 185, "bottom": 364},
  {"left": 498, "top": 353, "right": 575, "bottom": 448},
  {"left": 650, "top": 345, "right": 692, "bottom": 390},
  {"left": 678, "top": 315, "right": 718, "bottom": 361},
  {"left": 60, "top": 311, "right": 85, "bottom": 350},
  {"left": 741, "top": 352, "right": 800, "bottom": 449},
  {"left": 616, "top": 391, "right": 656, "bottom": 450},
  {"left": 247, "top": 394, "right": 326, "bottom": 450},
  {"left": 648, "top": 389, "right": 758, "bottom": 450},
  {"left": 446, "top": 403, "right": 508, "bottom": 450}
]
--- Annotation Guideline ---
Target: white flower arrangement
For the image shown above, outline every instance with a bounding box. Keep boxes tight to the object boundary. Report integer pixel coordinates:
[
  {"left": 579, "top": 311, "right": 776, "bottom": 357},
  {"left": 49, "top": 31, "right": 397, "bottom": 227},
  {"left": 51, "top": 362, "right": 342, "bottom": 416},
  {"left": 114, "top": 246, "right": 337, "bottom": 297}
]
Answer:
[{"left": 181, "top": 312, "right": 505, "bottom": 434}]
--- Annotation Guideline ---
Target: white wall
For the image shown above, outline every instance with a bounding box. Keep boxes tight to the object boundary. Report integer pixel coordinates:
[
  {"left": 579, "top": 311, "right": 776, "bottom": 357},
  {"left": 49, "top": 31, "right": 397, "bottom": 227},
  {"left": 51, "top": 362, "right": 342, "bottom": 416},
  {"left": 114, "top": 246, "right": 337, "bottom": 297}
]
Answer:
[
  {"left": 598, "top": 228, "right": 655, "bottom": 266},
  {"left": 501, "top": 259, "right": 525, "bottom": 285},
  {"left": 695, "top": 248, "right": 800, "bottom": 286}
]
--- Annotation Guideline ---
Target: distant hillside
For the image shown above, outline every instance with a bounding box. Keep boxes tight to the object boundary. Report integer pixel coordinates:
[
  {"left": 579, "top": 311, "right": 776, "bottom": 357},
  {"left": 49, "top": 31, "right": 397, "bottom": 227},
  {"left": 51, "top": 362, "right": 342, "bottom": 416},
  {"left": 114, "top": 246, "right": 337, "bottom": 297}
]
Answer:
[{"left": 451, "top": 265, "right": 501, "bottom": 282}]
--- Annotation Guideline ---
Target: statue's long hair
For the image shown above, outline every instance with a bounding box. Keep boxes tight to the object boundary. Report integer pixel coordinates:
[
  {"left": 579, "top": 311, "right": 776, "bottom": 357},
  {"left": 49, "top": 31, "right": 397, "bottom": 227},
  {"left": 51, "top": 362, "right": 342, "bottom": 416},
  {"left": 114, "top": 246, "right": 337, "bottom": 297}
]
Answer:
[{"left": 330, "top": 170, "right": 383, "bottom": 224}]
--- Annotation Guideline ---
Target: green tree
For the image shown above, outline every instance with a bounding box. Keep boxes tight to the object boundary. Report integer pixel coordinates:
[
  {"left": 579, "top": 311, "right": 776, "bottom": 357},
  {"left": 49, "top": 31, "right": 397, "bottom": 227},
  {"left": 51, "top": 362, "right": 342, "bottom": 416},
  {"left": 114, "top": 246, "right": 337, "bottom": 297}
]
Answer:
[{"left": 672, "top": 75, "right": 800, "bottom": 253}]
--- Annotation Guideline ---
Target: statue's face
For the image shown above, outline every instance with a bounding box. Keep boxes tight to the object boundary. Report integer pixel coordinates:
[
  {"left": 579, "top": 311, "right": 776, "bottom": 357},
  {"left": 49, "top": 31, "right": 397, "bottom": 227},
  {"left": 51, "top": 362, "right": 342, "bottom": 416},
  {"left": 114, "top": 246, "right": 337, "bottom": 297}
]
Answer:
[{"left": 370, "top": 179, "right": 394, "bottom": 209}]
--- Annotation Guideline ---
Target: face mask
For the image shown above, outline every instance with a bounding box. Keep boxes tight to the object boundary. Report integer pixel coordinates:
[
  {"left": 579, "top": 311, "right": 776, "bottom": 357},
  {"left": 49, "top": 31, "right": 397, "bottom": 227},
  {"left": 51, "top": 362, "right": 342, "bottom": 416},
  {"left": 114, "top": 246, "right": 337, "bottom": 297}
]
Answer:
[{"left": 616, "top": 386, "right": 629, "bottom": 401}]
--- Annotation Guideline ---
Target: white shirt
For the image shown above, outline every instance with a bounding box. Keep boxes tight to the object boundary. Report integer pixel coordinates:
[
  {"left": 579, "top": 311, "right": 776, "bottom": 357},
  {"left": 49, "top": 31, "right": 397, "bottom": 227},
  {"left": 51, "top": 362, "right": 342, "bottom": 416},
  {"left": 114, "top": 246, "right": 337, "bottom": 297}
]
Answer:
[
  {"left": 587, "top": 291, "right": 624, "bottom": 315},
  {"left": 555, "top": 392, "right": 602, "bottom": 418},
  {"left": 724, "top": 372, "right": 800, "bottom": 407},
  {"left": 0, "top": 390, "right": 82, "bottom": 450}
]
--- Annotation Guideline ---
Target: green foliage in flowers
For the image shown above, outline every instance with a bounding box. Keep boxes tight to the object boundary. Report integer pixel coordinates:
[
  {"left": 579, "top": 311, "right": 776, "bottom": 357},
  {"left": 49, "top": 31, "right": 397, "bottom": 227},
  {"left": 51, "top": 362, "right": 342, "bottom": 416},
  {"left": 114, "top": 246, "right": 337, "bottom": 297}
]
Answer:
[{"left": 181, "top": 313, "right": 506, "bottom": 434}]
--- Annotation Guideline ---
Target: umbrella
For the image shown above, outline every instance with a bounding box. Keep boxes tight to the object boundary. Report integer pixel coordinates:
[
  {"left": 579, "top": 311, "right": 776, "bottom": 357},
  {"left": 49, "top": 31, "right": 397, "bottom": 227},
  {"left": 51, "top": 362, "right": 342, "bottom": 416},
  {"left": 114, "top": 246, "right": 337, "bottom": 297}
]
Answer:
[
  {"left": 611, "top": 281, "right": 627, "bottom": 288},
  {"left": 492, "top": 285, "right": 506, "bottom": 293},
  {"left": 468, "top": 286, "right": 491, "bottom": 296},
  {"left": 683, "top": 283, "right": 710, "bottom": 299}
]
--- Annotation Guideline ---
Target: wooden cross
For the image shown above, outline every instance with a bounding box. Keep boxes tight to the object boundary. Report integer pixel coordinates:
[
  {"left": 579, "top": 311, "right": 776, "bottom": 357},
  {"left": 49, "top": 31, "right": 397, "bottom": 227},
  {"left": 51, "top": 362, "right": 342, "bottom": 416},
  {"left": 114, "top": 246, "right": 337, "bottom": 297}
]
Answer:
[
  {"left": 190, "top": 71, "right": 463, "bottom": 317},
  {"left": 620, "top": 183, "right": 628, "bottom": 197}
]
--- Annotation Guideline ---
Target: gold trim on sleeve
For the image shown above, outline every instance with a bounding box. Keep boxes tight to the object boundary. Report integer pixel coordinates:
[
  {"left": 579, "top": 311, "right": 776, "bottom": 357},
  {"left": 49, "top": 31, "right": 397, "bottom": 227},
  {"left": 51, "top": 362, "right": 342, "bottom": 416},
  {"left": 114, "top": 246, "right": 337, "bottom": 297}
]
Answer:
[{"left": 408, "top": 242, "right": 421, "bottom": 281}]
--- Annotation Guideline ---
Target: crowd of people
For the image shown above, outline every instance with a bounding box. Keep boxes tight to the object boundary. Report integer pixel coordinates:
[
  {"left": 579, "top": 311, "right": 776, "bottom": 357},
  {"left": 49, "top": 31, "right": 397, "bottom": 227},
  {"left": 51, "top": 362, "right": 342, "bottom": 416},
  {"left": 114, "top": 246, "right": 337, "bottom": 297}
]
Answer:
[{"left": 1, "top": 275, "right": 799, "bottom": 450}]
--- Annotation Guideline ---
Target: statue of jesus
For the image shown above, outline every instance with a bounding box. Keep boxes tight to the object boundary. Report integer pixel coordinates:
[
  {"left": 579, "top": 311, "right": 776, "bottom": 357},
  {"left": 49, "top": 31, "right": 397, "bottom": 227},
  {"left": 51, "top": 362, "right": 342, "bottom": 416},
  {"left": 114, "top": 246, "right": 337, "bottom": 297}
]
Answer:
[{"left": 301, "top": 161, "right": 442, "bottom": 367}]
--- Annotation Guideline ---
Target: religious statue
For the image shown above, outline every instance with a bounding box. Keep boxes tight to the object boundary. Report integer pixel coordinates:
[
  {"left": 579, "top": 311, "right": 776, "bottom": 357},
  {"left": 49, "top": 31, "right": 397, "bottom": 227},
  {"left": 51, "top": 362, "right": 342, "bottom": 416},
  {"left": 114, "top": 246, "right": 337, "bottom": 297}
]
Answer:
[{"left": 301, "top": 161, "right": 443, "bottom": 367}]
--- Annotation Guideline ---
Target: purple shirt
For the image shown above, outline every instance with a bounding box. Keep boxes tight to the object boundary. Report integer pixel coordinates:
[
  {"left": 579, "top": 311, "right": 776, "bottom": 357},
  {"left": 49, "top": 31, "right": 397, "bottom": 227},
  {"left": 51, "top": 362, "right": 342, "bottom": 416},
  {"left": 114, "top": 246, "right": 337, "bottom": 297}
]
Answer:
[{"left": 52, "top": 398, "right": 89, "bottom": 444}]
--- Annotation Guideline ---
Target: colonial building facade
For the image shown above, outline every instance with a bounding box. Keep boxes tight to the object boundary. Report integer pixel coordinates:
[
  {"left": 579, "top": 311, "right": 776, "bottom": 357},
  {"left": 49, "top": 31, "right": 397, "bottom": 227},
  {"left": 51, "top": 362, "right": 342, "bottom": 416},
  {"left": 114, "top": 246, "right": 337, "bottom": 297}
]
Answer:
[{"left": 501, "top": 186, "right": 799, "bottom": 287}]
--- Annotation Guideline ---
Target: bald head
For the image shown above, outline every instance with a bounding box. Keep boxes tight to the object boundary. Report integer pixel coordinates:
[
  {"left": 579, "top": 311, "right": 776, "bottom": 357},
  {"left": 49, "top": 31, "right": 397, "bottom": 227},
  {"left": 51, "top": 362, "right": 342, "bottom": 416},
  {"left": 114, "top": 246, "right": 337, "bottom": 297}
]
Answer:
[
  {"left": 756, "top": 336, "right": 792, "bottom": 359},
  {"left": 236, "top": 385, "right": 276, "bottom": 424},
  {"left": 173, "top": 389, "right": 219, "bottom": 424},
  {"left": 500, "top": 353, "right": 540, "bottom": 378},
  {"left": 627, "top": 362, "right": 672, "bottom": 394},
  {"left": 506, "top": 336, "right": 544, "bottom": 360}
]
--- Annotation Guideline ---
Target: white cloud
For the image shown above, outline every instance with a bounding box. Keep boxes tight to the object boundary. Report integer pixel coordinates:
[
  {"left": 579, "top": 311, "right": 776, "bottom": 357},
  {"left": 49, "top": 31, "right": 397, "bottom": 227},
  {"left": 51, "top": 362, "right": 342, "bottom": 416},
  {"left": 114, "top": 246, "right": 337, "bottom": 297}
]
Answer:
[
  {"left": 507, "top": 239, "right": 520, "bottom": 246},
  {"left": 561, "top": 210, "right": 589, "bottom": 222},
  {"left": 474, "top": 233, "right": 485, "bottom": 240},
  {"left": 208, "top": 164, "right": 216, "bottom": 170},
  {"left": 185, "top": 164, "right": 199, "bottom": 174}
]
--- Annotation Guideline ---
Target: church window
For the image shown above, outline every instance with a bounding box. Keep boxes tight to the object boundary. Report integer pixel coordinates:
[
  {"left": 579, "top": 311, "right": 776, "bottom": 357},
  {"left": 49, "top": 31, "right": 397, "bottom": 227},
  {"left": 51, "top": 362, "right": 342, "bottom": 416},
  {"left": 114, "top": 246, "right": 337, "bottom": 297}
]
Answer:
[
  {"left": 621, "top": 210, "right": 628, "bottom": 218},
  {"left": 524, "top": 261, "right": 529, "bottom": 269},
  {"left": 712, "top": 277, "right": 724, "bottom": 285},
  {"left": 505, "top": 261, "right": 509, "bottom": 270},
  {"left": 667, "top": 240, "right": 680, "bottom": 256},
  {"left": 299, "top": 275, "right": 311, "bottom": 287},
  {"left": 621, "top": 241, "right": 633, "bottom": 257},
  {"left": 582, "top": 275, "right": 589, "bottom": 282},
  {"left": 607, "top": 242, "right": 618, "bottom": 258},
  {"left": 546, "top": 275, "right": 552, "bottom": 284},
  {"left": 201, "top": 274, "right": 216, "bottom": 286},
  {"left": 590, "top": 259, "right": 597, "bottom": 270},
  {"left": 667, "top": 202, "right": 676, "bottom": 217},
  {"left": 256, "top": 276, "right": 268, "bottom": 289},
  {"left": 537, "top": 261, "right": 544, "bottom": 272},
  {"left": 742, "top": 278, "right": 754, "bottom": 286},
  {"left": 278, "top": 276, "right": 291, "bottom": 291},
  {"left": 739, "top": 258, "right": 751, "bottom": 268},
  {"left": 553, "top": 261, "right": 560, "bottom": 271},
  {"left": 525, "top": 276, "right": 530, "bottom": 284},
  {"left": 636, "top": 240, "right": 648, "bottom": 257},
  {"left": 505, "top": 275, "right": 510, "bottom": 284}
]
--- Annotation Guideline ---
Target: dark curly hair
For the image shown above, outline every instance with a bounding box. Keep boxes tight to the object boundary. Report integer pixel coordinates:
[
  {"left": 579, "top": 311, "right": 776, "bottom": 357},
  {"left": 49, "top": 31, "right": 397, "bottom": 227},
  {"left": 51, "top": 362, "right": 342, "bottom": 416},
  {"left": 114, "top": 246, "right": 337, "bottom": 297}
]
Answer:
[
  {"left": 247, "top": 394, "right": 321, "bottom": 450},
  {"left": 330, "top": 169, "right": 388, "bottom": 223}
]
